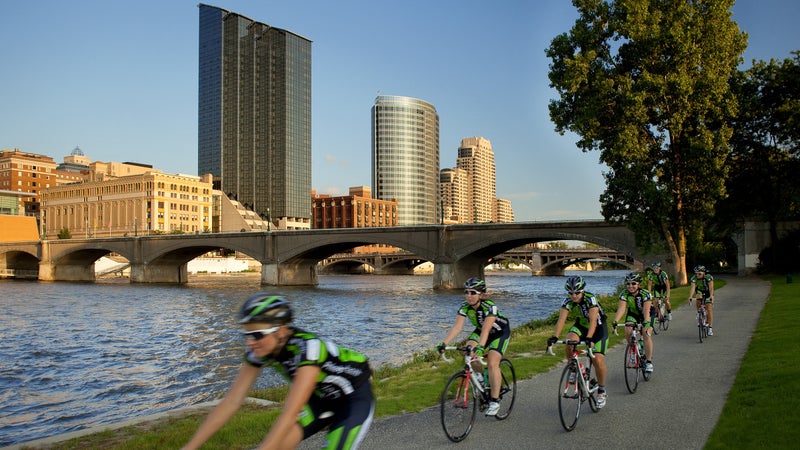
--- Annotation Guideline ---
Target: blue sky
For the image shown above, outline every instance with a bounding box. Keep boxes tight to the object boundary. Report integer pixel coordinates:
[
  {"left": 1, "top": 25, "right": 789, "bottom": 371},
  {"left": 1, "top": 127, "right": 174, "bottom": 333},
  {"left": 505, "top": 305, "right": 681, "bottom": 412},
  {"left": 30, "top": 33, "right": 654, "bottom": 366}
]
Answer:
[{"left": 1, "top": 1, "right": 798, "bottom": 221}]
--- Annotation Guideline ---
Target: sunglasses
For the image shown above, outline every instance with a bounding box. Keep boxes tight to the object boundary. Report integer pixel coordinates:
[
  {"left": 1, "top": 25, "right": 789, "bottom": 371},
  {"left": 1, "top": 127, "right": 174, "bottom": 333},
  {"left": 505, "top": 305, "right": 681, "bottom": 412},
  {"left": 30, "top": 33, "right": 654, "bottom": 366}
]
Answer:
[
  {"left": 242, "top": 326, "right": 280, "bottom": 341},
  {"left": 626, "top": 282, "right": 639, "bottom": 286},
  {"left": 464, "top": 290, "right": 481, "bottom": 295},
  {"left": 567, "top": 290, "right": 583, "bottom": 295}
]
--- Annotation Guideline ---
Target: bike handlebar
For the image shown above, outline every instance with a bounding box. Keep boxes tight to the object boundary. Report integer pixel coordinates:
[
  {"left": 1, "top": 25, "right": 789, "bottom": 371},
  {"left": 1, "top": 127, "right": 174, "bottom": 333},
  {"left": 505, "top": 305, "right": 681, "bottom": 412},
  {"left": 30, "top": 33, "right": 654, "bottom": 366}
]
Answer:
[
  {"left": 439, "top": 345, "right": 487, "bottom": 365},
  {"left": 545, "top": 340, "right": 595, "bottom": 359}
]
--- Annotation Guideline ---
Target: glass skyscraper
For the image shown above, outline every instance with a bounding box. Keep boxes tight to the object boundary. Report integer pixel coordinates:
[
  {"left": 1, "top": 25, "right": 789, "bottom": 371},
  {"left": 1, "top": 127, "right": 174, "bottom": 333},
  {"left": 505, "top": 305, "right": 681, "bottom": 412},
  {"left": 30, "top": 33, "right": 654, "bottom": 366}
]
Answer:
[
  {"left": 371, "top": 95, "right": 440, "bottom": 225},
  {"left": 198, "top": 4, "right": 312, "bottom": 228}
]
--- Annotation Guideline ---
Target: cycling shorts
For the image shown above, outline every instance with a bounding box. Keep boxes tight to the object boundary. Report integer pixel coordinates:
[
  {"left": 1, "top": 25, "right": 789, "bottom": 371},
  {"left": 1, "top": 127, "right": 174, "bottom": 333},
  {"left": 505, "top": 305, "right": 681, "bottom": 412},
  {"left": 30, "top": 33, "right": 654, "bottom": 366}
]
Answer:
[
  {"left": 568, "top": 321, "right": 608, "bottom": 355},
  {"left": 468, "top": 325, "right": 511, "bottom": 356},
  {"left": 299, "top": 381, "right": 375, "bottom": 449}
]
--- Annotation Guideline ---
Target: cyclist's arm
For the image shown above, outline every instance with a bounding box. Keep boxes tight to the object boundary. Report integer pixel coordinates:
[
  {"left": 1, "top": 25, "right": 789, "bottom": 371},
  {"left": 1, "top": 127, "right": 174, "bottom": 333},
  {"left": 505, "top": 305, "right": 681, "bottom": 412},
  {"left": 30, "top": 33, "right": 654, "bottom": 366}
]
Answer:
[
  {"left": 553, "top": 307, "right": 569, "bottom": 338},
  {"left": 665, "top": 278, "right": 671, "bottom": 298},
  {"left": 477, "top": 315, "right": 496, "bottom": 348},
  {"left": 643, "top": 299, "right": 652, "bottom": 324},
  {"left": 182, "top": 363, "right": 261, "bottom": 449},
  {"left": 613, "top": 300, "right": 627, "bottom": 324},
  {"left": 688, "top": 282, "right": 696, "bottom": 300},
  {"left": 442, "top": 315, "right": 467, "bottom": 346},
  {"left": 708, "top": 279, "right": 715, "bottom": 300},
  {"left": 585, "top": 307, "right": 599, "bottom": 340},
  {"left": 259, "top": 364, "right": 321, "bottom": 449}
]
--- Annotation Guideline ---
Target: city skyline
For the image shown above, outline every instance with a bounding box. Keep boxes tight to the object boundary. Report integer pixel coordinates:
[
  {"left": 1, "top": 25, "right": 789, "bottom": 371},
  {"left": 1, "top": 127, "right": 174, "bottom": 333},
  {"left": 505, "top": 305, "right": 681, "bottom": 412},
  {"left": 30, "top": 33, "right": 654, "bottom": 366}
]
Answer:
[{"left": 1, "top": 1, "right": 798, "bottom": 222}]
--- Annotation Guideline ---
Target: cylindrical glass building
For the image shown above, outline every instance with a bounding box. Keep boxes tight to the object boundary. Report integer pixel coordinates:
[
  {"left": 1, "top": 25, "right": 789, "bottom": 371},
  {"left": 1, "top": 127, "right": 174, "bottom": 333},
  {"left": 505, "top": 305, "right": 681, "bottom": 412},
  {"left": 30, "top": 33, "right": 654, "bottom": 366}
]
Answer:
[{"left": 371, "top": 95, "right": 440, "bottom": 225}]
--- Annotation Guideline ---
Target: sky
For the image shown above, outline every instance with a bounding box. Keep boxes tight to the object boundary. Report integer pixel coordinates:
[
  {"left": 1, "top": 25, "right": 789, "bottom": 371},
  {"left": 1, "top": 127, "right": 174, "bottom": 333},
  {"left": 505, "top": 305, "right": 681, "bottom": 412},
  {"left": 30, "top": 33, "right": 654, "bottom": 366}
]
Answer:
[{"left": 1, "top": 1, "right": 798, "bottom": 222}]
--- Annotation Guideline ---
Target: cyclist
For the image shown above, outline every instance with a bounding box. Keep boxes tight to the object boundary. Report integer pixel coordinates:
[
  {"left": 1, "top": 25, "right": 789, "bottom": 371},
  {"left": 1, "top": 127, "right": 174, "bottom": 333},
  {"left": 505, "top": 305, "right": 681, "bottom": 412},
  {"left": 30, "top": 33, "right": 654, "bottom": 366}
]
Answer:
[
  {"left": 182, "top": 294, "right": 374, "bottom": 450},
  {"left": 687, "top": 265, "right": 716, "bottom": 335},
  {"left": 547, "top": 275, "right": 609, "bottom": 408},
  {"left": 437, "top": 277, "right": 511, "bottom": 416},
  {"left": 612, "top": 272, "right": 654, "bottom": 373},
  {"left": 647, "top": 262, "right": 672, "bottom": 320}
]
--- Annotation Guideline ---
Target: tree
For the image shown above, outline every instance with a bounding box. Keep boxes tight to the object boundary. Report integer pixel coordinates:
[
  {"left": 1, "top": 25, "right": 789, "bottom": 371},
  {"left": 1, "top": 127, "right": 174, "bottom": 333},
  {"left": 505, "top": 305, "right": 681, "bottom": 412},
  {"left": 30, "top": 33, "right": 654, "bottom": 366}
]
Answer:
[
  {"left": 720, "top": 53, "right": 800, "bottom": 271},
  {"left": 546, "top": 0, "right": 747, "bottom": 284},
  {"left": 57, "top": 228, "right": 71, "bottom": 239}
]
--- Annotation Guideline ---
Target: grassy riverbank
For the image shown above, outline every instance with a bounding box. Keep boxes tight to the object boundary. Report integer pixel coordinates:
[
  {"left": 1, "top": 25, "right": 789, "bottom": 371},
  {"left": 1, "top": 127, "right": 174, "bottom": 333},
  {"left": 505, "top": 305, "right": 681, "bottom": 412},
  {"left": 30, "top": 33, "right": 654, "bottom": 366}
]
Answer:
[{"left": 24, "top": 277, "right": 799, "bottom": 450}]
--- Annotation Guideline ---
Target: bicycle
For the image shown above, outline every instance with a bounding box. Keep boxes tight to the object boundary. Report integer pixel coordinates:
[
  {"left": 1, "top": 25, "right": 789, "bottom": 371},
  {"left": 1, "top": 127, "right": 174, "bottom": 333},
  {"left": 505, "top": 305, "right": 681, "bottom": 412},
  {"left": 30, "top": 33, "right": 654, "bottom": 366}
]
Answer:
[
  {"left": 546, "top": 340, "right": 599, "bottom": 431},
  {"left": 650, "top": 296, "right": 670, "bottom": 334},
  {"left": 614, "top": 322, "right": 651, "bottom": 393},
  {"left": 439, "top": 346, "right": 517, "bottom": 442},
  {"left": 692, "top": 297, "right": 710, "bottom": 343}
]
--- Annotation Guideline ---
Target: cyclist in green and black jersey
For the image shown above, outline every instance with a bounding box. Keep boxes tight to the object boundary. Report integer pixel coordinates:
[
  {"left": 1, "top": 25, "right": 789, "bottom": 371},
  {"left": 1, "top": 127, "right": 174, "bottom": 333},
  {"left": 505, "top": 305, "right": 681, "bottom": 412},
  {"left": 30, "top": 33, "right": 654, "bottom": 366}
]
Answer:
[
  {"left": 183, "top": 294, "right": 374, "bottom": 450},
  {"left": 612, "top": 272, "right": 654, "bottom": 373},
  {"left": 647, "top": 262, "right": 672, "bottom": 320},
  {"left": 688, "top": 265, "right": 716, "bottom": 335},
  {"left": 547, "top": 276, "right": 610, "bottom": 408},
  {"left": 437, "top": 277, "right": 511, "bottom": 417}
]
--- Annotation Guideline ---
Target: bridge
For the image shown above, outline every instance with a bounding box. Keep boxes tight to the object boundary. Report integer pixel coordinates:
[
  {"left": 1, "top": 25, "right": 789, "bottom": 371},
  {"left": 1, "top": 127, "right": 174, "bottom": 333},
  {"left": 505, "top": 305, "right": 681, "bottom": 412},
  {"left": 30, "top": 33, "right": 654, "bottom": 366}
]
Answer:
[
  {"left": 320, "top": 247, "right": 635, "bottom": 276},
  {"left": 0, "top": 220, "right": 651, "bottom": 289}
]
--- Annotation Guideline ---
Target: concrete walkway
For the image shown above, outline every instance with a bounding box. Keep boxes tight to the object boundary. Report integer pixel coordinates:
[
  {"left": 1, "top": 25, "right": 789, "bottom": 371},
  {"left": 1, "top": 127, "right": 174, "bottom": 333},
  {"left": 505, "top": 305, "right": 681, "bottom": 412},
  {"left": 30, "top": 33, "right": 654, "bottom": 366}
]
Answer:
[{"left": 301, "top": 276, "right": 770, "bottom": 449}]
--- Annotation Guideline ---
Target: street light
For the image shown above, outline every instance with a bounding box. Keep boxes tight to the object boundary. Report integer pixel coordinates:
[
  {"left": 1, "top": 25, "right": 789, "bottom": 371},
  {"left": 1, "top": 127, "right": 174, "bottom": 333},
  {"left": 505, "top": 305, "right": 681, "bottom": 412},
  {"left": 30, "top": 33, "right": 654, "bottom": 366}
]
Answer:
[{"left": 267, "top": 207, "right": 271, "bottom": 232}]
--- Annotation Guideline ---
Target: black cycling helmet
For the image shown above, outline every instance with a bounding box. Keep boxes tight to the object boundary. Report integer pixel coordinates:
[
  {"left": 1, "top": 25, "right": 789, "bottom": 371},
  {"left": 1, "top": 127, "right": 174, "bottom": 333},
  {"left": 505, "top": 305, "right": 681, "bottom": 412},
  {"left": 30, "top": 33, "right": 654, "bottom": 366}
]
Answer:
[
  {"left": 464, "top": 277, "right": 486, "bottom": 292},
  {"left": 651, "top": 262, "right": 662, "bottom": 269},
  {"left": 625, "top": 272, "right": 642, "bottom": 284},
  {"left": 564, "top": 275, "right": 586, "bottom": 292},
  {"left": 238, "top": 293, "right": 293, "bottom": 325},
  {"left": 693, "top": 265, "right": 707, "bottom": 273}
]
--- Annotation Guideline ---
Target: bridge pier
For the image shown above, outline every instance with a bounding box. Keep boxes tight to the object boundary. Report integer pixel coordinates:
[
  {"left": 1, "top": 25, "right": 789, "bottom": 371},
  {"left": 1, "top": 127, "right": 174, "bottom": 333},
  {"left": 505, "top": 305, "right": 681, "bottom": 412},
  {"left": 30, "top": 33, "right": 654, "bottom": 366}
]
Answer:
[
  {"left": 433, "top": 260, "right": 486, "bottom": 290},
  {"left": 130, "top": 263, "right": 189, "bottom": 283},
  {"left": 262, "top": 262, "right": 318, "bottom": 286},
  {"left": 38, "top": 262, "right": 95, "bottom": 282}
]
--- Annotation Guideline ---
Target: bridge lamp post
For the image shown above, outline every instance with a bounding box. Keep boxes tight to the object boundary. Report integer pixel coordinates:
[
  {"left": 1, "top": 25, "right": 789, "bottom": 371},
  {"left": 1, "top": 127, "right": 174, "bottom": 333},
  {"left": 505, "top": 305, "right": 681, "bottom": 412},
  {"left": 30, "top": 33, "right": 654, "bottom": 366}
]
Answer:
[{"left": 267, "top": 207, "right": 270, "bottom": 232}]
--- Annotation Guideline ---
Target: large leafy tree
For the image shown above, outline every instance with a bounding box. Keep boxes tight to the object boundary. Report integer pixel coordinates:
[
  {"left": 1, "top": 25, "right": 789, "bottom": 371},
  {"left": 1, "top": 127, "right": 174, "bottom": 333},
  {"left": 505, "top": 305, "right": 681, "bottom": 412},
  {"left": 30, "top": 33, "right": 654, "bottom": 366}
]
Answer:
[
  {"left": 720, "top": 53, "right": 800, "bottom": 269},
  {"left": 546, "top": 0, "right": 747, "bottom": 284}
]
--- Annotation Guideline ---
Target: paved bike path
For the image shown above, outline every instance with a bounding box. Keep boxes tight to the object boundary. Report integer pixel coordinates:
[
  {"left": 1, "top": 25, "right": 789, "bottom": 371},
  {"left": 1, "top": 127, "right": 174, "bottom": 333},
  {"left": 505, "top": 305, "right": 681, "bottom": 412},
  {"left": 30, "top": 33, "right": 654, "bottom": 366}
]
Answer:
[{"left": 301, "top": 276, "right": 770, "bottom": 449}]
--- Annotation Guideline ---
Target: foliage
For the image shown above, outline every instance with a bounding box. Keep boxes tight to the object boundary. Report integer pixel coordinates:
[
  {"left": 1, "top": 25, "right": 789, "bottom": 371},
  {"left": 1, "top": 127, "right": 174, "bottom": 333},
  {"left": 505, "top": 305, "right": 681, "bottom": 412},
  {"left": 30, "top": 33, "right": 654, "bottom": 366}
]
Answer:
[
  {"left": 57, "top": 228, "right": 71, "bottom": 239},
  {"left": 546, "top": 0, "right": 747, "bottom": 284},
  {"left": 756, "top": 229, "right": 800, "bottom": 274},
  {"left": 717, "top": 53, "right": 800, "bottom": 272}
]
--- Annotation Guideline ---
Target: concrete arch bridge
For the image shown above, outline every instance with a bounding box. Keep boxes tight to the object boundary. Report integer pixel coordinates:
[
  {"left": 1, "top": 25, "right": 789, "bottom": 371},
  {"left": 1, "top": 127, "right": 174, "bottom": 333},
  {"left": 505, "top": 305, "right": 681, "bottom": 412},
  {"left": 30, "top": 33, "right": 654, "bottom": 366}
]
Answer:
[{"left": 0, "top": 221, "right": 651, "bottom": 289}]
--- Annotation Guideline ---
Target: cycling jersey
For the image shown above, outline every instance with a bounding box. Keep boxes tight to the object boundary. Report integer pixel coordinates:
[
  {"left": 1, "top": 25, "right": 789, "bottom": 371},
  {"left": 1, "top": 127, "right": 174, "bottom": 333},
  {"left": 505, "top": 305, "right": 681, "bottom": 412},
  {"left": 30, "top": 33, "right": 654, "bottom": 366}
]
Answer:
[
  {"left": 245, "top": 327, "right": 372, "bottom": 399},
  {"left": 618, "top": 288, "right": 653, "bottom": 323},
  {"left": 458, "top": 299, "right": 511, "bottom": 354},
  {"left": 690, "top": 274, "right": 715, "bottom": 299},
  {"left": 648, "top": 270, "right": 670, "bottom": 296},
  {"left": 245, "top": 327, "right": 374, "bottom": 448},
  {"left": 561, "top": 292, "right": 609, "bottom": 354}
]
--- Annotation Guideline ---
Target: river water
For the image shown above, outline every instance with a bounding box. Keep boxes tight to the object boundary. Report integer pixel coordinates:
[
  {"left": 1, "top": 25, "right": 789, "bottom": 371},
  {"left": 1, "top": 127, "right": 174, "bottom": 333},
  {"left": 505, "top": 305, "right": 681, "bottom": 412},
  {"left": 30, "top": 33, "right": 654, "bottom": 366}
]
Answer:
[{"left": 0, "top": 270, "right": 626, "bottom": 447}]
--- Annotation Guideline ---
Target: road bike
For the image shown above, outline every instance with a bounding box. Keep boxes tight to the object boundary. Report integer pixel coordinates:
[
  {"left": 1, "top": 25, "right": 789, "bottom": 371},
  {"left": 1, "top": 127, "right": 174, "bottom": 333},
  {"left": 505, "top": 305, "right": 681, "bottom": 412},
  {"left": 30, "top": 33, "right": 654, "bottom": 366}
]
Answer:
[
  {"left": 546, "top": 340, "right": 599, "bottom": 431},
  {"left": 439, "top": 346, "right": 517, "bottom": 442},
  {"left": 693, "top": 298, "right": 710, "bottom": 343},
  {"left": 614, "top": 322, "right": 651, "bottom": 393},
  {"left": 651, "top": 295, "right": 670, "bottom": 334}
]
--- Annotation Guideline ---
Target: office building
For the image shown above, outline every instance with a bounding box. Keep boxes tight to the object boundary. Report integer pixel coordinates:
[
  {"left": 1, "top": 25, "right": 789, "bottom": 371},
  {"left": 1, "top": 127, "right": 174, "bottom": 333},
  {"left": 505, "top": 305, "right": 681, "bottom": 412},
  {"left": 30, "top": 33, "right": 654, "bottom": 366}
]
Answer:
[
  {"left": 312, "top": 186, "right": 398, "bottom": 229},
  {"left": 198, "top": 4, "right": 312, "bottom": 230},
  {"left": 440, "top": 137, "right": 514, "bottom": 223},
  {"left": 371, "top": 95, "right": 440, "bottom": 225}
]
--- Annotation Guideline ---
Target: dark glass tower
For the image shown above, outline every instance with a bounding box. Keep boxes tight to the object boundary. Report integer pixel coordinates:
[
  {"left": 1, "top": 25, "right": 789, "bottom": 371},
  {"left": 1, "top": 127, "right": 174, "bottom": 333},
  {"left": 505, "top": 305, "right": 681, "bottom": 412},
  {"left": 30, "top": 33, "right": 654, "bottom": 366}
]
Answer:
[{"left": 198, "top": 4, "right": 312, "bottom": 228}]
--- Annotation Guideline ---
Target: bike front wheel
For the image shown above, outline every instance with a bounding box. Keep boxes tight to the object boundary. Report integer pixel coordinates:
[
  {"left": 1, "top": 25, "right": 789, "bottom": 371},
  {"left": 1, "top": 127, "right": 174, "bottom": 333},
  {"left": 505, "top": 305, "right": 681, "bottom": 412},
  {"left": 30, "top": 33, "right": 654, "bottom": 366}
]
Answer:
[
  {"left": 624, "top": 343, "right": 640, "bottom": 393},
  {"left": 698, "top": 312, "right": 705, "bottom": 343},
  {"left": 494, "top": 358, "right": 517, "bottom": 420},
  {"left": 440, "top": 370, "right": 476, "bottom": 442},
  {"left": 558, "top": 363, "right": 581, "bottom": 431}
]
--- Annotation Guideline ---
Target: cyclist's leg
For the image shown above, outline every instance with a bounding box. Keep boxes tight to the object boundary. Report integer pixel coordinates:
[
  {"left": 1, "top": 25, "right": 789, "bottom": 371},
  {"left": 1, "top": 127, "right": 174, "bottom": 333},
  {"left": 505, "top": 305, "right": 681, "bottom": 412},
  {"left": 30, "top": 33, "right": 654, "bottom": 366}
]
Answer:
[
  {"left": 706, "top": 297, "right": 714, "bottom": 328},
  {"left": 486, "top": 331, "right": 510, "bottom": 400},
  {"left": 643, "top": 324, "right": 654, "bottom": 361},
  {"left": 321, "top": 383, "right": 375, "bottom": 450}
]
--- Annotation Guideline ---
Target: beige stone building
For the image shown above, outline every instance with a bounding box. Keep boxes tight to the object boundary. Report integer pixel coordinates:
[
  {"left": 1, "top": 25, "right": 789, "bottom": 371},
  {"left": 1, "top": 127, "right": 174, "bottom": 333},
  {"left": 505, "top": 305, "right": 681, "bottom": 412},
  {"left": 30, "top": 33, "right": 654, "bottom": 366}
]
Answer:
[
  {"left": 40, "top": 164, "right": 214, "bottom": 238},
  {"left": 440, "top": 137, "right": 514, "bottom": 223}
]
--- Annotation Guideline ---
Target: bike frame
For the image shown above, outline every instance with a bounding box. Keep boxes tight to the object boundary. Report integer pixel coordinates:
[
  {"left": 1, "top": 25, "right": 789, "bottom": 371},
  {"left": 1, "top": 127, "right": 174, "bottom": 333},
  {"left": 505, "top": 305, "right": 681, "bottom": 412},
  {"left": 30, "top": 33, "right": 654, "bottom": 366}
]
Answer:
[{"left": 547, "top": 339, "right": 599, "bottom": 431}]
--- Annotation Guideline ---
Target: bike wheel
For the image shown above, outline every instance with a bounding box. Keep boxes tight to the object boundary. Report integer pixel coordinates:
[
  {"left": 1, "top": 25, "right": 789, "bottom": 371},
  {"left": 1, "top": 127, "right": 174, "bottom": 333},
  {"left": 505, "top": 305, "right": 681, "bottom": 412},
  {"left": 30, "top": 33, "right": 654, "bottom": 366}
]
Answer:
[
  {"left": 494, "top": 358, "right": 517, "bottom": 420},
  {"left": 558, "top": 363, "right": 581, "bottom": 431},
  {"left": 624, "top": 343, "right": 639, "bottom": 393},
  {"left": 662, "top": 305, "right": 670, "bottom": 331},
  {"left": 585, "top": 360, "right": 598, "bottom": 413},
  {"left": 440, "top": 371, "right": 476, "bottom": 442},
  {"left": 652, "top": 307, "right": 661, "bottom": 335},
  {"left": 698, "top": 313, "right": 705, "bottom": 343}
]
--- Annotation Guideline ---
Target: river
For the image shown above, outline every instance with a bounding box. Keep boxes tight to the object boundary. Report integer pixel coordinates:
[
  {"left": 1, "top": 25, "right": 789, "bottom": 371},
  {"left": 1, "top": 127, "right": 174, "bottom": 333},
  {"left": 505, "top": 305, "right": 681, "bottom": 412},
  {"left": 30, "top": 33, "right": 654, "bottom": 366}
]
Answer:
[{"left": 0, "top": 270, "right": 627, "bottom": 447}]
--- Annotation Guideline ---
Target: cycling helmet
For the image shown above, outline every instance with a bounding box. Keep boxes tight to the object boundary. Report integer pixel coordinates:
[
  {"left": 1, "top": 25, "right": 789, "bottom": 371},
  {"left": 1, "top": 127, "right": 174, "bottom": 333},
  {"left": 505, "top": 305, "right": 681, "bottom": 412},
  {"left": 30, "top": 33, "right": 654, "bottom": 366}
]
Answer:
[
  {"left": 693, "top": 265, "right": 707, "bottom": 273},
  {"left": 564, "top": 276, "right": 586, "bottom": 292},
  {"left": 238, "top": 293, "right": 293, "bottom": 325},
  {"left": 464, "top": 277, "right": 486, "bottom": 292},
  {"left": 651, "top": 262, "right": 662, "bottom": 269},
  {"left": 625, "top": 272, "right": 642, "bottom": 284}
]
